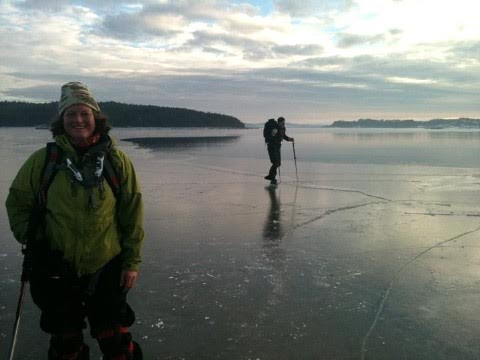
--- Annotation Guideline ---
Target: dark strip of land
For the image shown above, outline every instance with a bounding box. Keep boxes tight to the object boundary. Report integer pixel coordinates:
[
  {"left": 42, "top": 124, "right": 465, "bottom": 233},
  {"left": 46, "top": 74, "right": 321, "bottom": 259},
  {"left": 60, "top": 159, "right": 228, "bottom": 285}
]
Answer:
[
  {"left": 330, "top": 118, "right": 480, "bottom": 129},
  {"left": 0, "top": 101, "right": 245, "bottom": 128}
]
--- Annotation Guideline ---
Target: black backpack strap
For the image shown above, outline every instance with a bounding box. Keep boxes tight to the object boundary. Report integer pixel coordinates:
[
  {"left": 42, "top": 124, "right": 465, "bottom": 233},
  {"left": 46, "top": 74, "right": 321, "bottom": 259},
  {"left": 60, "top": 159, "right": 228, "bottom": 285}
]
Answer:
[
  {"left": 38, "top": 143, "right": 121, "bottom": 203},
  {"left": 103, "top": 153, "right": 121, "bottom": 200},
  {"left": 38, "top": 142, "right": 63, "bottom": 208}
]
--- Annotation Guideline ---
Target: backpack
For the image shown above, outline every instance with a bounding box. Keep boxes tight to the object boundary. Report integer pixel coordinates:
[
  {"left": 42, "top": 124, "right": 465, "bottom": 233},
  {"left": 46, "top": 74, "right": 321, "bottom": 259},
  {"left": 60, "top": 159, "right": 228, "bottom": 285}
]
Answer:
[
  {"left": 263, "top": 119, "right": 278, "bottom": 143},
  {"left": 37, "top": 142, "right": 121, "bottom": 207}
]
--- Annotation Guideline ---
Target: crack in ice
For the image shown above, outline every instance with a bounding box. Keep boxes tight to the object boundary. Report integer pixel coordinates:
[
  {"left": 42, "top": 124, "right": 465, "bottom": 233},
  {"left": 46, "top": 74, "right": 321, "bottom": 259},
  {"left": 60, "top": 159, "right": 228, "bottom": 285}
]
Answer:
[
  {"left": 295, "top": 201, "right": 385, "bottom": 229},
  {"left": 360, "top": 225, "right": 480, "bottom": 360},
  {"left": 297, "top": 183, "right": 392, "bottom": 202}
]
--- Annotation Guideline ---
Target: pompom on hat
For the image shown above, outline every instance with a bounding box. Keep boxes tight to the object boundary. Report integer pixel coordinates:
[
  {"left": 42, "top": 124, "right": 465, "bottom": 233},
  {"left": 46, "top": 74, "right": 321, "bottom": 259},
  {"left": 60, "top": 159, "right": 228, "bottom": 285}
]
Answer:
[{"left": 58, "top": 82, "right": 101, "bottom": 115}]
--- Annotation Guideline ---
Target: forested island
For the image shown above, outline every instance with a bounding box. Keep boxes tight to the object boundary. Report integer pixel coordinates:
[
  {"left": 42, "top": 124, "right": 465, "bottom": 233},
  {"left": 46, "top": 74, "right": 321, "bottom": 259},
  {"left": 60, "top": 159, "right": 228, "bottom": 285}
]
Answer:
[
  {"left": 0, "top": 101, "right": 245, "bottom": 128},
  {"left": 330, "top": 118, "right": 480, "bottom": 129}
]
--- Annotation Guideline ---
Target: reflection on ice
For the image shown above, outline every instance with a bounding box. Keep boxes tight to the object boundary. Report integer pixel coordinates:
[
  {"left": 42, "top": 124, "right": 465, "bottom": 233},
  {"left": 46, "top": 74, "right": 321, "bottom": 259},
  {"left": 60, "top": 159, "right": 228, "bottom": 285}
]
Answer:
[
  {"left": 122, "top": 136, "right": 241, "bottom": 150},
  {"left": 263, "top": 186, "right": 283, "bottom": 241}
]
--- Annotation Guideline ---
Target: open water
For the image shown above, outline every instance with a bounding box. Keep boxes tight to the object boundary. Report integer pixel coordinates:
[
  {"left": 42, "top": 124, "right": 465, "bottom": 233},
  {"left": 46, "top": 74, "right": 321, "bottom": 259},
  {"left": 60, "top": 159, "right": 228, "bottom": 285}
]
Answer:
[{"left": 1, "top": 127, "right": 480, "bottom": 359}]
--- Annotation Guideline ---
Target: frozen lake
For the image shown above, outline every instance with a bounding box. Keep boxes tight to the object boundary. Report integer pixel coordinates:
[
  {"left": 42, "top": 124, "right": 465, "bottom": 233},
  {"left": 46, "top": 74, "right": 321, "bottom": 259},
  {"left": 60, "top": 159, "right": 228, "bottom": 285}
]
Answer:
[{"left": 2, "top": 126, "right": 480, "bottom": 359}]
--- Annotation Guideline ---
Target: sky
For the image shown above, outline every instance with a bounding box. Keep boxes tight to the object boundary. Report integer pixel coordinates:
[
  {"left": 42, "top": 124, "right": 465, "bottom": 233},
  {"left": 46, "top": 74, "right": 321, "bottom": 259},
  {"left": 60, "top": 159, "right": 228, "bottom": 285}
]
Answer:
[{"left": 1, "top": 0, "right": 479, "bottom": 124}]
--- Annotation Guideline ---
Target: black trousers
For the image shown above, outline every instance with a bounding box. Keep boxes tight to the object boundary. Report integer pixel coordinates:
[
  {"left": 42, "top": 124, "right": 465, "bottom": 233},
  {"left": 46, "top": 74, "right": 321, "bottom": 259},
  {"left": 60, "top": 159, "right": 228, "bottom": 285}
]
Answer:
[
  {"left": 29, "top": 255, "right": 135, "bottom": 336},
  {"left": 267, "top": 144, "right": 281, "bottom": 178}
]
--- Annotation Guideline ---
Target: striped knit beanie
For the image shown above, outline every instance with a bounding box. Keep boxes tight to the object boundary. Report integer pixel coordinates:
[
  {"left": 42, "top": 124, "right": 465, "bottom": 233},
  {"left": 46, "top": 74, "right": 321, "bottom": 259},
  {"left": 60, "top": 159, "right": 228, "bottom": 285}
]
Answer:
[{"left": 58, "top": 82, "right": 101, "bottom": 115}]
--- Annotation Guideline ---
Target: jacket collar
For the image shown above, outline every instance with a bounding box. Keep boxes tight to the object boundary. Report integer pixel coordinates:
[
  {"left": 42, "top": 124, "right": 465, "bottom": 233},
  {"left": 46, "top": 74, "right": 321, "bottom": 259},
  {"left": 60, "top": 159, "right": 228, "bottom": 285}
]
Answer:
[{"left": 55, "top": 134, "right": 113, "bottom": 157}]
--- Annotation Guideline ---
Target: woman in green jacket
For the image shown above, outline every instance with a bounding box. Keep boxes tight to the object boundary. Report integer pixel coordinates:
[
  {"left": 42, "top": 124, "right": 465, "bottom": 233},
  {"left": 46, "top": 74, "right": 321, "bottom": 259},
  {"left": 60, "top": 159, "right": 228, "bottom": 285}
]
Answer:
[{"left": 6, "top": 82, "right": 144, "bottom": 359}]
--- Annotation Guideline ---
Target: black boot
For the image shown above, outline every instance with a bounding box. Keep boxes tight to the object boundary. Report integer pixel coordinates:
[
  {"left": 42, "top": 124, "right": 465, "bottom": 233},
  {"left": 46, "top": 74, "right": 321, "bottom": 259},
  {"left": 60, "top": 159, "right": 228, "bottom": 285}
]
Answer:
[
  {"left": 98, "top": 330, "right": 142, "bottom": 360},
  {"left": 266, "top": 164, "right": 277, "bottom": 181},
  {"left": 132, "top": 341, "right": 143, "bottom": 360},
  {"left": 48, "top": 343, "right": 90, "bottom": 360},
  {"left": 48, "top": 333, "right": 89, "bottom": 360}
]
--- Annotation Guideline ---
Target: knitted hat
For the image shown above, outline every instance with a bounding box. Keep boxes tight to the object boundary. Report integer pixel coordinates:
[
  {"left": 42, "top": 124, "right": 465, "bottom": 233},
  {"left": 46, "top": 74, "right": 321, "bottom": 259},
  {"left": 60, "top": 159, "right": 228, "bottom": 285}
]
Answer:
[{"left": 58, "top": 82, "right": 101, "bottom": 115}]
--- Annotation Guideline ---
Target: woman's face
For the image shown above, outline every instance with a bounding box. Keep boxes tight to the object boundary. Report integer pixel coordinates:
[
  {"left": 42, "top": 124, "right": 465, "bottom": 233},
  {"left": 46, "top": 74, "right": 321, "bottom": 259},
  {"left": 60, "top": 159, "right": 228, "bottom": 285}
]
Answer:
[{"left": 63, "top": 104, "right": 96, "bottom": 143}]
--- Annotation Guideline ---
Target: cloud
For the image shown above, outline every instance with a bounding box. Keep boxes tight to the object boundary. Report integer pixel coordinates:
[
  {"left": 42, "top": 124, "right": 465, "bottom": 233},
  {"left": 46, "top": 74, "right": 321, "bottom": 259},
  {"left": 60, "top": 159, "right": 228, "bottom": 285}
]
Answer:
[
  {"left": 450, "top": 41, "right": 480, "bottom": 62},
  {"left": 274, "top": 0, "right": 355, "bottom": 17},
  {"left": 337, "top": 33, "right": 387, "bottom": 48},
  {"left": 184, "top": 29, "right": 323, "bottom": 60},
  {"left": 16, "top": 0, "right": 70, "bottom": 12},
  {"left": 387, "top": 77, "right": 437, "bottom": 85},
  {"left": 100, "top": 11, "right": 182, "bottom": 41},
  {"left": 95, "top": 1, "right": 277, "bottom": 49},
  {"left": 272, "top": 44, "right": 323, "bottom": 56},
  {"left": 185, "top": 30, "right": 273, "bottom": 59}
]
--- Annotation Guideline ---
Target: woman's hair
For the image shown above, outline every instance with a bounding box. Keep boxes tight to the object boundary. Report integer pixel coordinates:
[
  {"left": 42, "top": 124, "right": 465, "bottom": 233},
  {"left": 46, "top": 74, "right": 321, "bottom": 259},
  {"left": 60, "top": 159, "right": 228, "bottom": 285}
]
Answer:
[{"left": 50, "top": 111, "right": 112, "bottom": 137}]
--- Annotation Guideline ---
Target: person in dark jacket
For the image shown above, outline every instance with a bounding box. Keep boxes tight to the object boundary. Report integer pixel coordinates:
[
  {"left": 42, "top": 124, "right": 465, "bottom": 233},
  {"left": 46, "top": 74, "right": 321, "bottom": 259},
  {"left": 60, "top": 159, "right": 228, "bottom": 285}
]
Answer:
[
  {"left": 264, "top": 117, "right": 294, "bottom": 184},
  {"left": 6, "top": 82, "right": 144, "bottom": 359}
]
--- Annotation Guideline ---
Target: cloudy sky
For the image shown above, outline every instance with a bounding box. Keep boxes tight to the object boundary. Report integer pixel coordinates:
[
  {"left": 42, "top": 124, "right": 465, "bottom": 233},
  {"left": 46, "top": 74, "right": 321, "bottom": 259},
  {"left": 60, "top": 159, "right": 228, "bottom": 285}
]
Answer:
[{"left": 1, "top": 0, "right": 479, "bottom": 124}]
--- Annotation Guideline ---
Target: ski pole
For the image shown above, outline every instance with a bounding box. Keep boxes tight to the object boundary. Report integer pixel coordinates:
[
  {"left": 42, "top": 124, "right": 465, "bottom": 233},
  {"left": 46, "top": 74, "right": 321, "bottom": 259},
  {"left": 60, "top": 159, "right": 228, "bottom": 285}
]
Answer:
[
  {"left": 8, "top": 278, "right": 26, "bottom": 360},
  {"left": 292, "top": 141, "right": 298, "bottom": 181},
  {"left": 8, "top": 245, "right": 31, "bottom": 360},
  {"left": 8, "top": 192, "right": 46, "bottom": 359}
]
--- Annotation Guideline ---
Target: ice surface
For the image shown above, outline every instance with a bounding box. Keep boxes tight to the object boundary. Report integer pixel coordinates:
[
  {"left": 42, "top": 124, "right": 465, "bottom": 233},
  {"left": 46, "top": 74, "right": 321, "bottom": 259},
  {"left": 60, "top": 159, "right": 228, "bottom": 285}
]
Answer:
[{"left": 1, "top": 127, "right": 480, "bottom": 359}]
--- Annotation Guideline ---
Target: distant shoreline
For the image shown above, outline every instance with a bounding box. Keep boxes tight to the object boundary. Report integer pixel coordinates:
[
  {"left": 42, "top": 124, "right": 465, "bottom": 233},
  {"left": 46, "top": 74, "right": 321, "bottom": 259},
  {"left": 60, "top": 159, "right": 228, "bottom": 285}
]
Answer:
[
  {"left": 0, "top": 101, "right": 245, "bottom": 129},
  {"left": 247, "top": 117, "right": 480, "bottom": 129},
  {"left": 328, "top": 118, "right": 480, "bottom": 129}
]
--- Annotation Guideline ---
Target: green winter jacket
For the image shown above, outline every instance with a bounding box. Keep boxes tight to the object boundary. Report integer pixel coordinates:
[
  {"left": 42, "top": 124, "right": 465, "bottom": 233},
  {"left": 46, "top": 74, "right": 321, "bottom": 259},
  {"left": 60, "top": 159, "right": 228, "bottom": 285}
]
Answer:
[{"left": 6, "top": 134, "right": 144, "bottom": 276}]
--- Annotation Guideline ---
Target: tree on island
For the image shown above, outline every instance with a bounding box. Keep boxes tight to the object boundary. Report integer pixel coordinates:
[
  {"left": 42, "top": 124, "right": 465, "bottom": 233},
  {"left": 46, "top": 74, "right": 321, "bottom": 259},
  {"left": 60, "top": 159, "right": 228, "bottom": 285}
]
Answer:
[{"left": 0, "top": 101, "right": 245, "bottom": 128}]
